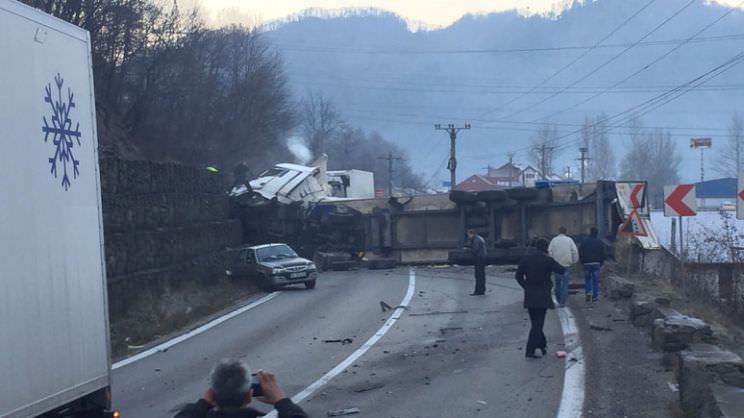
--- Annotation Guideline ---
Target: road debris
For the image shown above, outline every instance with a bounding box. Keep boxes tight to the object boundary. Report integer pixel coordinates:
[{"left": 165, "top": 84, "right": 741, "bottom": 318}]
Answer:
[
  {"left": 380, "top": 301, "right": 409, "bottom": 312},
  {"left": 439, "top": 327, "right": 463, "bottom": 336},
  {"left": 475, "top": 400, "right": 488, "bottom": 405},
  {"left": 589, "top": 322, "right": 613, "bottom": 332},
  {"left": 327, "top": 407, "right": 361, "bottom": 416},
  {"left": 409, "top": 310, "right": 468, "bottom": 316},
  {"left": 556, "top": 351, "right": 568, "bottom": 358},
  {"left": 323, "top": 338, "right": 354, "bottom": 345},
  {"left": 353, "top": 383, "right": 385, "bottom": 393}
]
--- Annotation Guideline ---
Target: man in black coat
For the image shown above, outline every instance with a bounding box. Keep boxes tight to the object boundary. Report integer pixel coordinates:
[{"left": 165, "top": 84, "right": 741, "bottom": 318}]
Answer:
[
  {"left": 579, "top": 226, "right": 606, "bottom": 303},
  {"left": 466, "top": 229, "right": 487, "bottom": 295},
  {"left": 175, "top": 360, "right": 307, "bottom": 418},
  {"left": 515, "top": 238, "right": 566, "bottom": 358}
]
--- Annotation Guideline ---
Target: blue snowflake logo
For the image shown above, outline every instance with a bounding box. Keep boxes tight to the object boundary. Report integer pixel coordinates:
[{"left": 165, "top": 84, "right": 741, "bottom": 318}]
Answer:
[{"left": 43, "top": 73, "right": 81, "bottom": 190}]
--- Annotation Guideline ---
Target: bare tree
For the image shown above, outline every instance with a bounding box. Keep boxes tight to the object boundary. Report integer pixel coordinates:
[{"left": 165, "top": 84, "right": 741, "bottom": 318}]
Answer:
[
  {"left": 620, "top": 119, "right": 681, "bottom": 208},
  {"left": 300, "top": 91, "right": 342, "bottom": 156},
  {"left": 531, "top": 123, "right": 560, "bottom": 179},
  {"left": 715, "top": 111, "right": 744, "bottom": 177},
  {"left": 580, "top": 114, "right": 615, "bottom": 180}
]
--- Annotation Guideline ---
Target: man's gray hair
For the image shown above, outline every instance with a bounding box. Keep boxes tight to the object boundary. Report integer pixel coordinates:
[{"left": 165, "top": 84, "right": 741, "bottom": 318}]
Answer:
[{"left": 211, "top": 359, "right": 252, "bottom": 408}]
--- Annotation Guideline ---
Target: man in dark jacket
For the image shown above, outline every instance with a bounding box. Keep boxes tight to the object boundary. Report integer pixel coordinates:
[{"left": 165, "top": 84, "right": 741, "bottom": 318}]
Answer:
[
  {"left": 578, "top": 226, "right": 606, "bottom": 303},
  {"left": 175, "top": 359, "right": 307, "bottom": 418},
  {"left": 466, "top": 229, "right": 487, "bottom": 295},
  {"left": 515, "top": 238, "right": 566, "bottom": 358}
]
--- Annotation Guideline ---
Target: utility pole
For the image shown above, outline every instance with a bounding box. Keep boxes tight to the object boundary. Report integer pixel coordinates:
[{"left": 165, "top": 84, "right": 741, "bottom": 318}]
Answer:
[
  {"left": 578, "top": 146, "right": 590, "bottom": 184},
  {"left": 378, "top": 151, "right": 402, "bottom": 197},
  {"left": 435, "top": 123, "right": 471, "bottom": 190}
]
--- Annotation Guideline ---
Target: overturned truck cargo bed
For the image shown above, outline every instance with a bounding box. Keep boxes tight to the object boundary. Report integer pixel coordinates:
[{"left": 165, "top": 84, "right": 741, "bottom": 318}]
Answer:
[{"left": 232, "top": 180, "right": 651, "bottom": 266}]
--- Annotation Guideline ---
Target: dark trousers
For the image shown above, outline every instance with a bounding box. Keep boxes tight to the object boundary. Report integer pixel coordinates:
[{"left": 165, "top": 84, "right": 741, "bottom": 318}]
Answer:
[
  {"left": 473, "top": 261, "right": 486, "bottom": 294},
  {"left": 526, "top": 308, "right": 547, "bottom": 354}
]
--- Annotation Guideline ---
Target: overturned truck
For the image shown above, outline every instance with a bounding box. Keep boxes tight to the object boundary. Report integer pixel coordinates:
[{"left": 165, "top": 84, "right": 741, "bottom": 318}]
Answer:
[{"left": 231, "top": 162, "right": 653, "bottom": 267}]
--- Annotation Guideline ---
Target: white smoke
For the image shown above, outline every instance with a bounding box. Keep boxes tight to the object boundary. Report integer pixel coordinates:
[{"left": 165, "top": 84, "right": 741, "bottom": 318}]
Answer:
[{"left": 286, "top": 136, "right": 313, "bottom": 165}]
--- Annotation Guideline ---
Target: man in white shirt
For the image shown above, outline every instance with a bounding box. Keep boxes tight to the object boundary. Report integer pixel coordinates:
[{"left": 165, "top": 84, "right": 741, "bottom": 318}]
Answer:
[{"left": 548, "top": 226, "right": 579, "bottom": 307}]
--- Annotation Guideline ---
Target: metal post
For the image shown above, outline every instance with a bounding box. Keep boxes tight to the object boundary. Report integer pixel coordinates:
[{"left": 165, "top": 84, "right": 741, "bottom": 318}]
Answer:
[
  {"left": 700, "top": 147, "right": 705, "bottom": 209},
  {"left": 679, "top": 216, "right": 684, "bottom": 261},
  {"left": 671, "top": 217, "right": 677, "bottom": 255},
  {"left": 578, "top": 147, "right": 589, "bottom": 184}
]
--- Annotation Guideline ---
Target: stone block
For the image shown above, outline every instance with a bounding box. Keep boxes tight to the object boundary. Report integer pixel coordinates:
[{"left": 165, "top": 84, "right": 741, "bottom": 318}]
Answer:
[
  {"left": 604, "top": 275, "right": 636, "bottom": 300},
  {"left": 709, "top": 383, "right": 744, "bottom": 418},
  {"left": 678, "top": 344, "right": 744, "bottom": 418},
  {"left": 630, "top": 294, "right": 657, "bottom": 328},
  {"left": 652, "top": 315, "right": 713, "bottom": 353}
]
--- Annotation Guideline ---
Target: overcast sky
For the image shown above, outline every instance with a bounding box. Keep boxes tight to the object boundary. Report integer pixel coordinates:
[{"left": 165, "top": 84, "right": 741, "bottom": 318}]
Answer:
[{"left": 200, "top": 0, "right": 742, "bottom": 28}]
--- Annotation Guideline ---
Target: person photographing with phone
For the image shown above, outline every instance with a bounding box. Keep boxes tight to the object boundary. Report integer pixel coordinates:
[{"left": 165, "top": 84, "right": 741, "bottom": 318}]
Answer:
[{"left": 175, "top": 359, "right": 308, "bottom": 418}]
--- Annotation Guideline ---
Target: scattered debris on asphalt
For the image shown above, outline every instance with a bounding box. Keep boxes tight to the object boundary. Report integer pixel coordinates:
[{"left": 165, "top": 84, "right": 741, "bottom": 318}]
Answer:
[
  {"left": 327, "top": 407, "right": 361, "bottom": 416},
  {"left": 589, "top": 322, "right": 613, "bottom": 332},
  {"left": 323, "top": 338, "right": 354, "bottom": 345},
  {"left": 556, "top": 351, "right": 568, "bottom": 358},
  {"left": 353, "top": 383, "right": 385, "bottom": 393},
  {"left": 380, "top": 301, "right": 409, "bottom": 312},
  {"left": 439, "top": 327, "right": 463, "bottom": 335},
  {"left": 409, "top": 310, "right": 468, "bottom": 316},
  {"left": 476, "top": 400, "right": 488, "bottom": 405}
]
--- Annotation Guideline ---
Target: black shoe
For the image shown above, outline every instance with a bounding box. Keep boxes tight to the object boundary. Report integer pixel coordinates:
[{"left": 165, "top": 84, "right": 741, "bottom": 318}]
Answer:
[
  {"left": 525, "top": 352, "right": 539, "bottom": 359},
  {"left": 540, "top": 347, "right": 547, "bottom": 356},
  {"left": 585, "top": 294, "right": 591, "bottom": 302},
  {"left": 470, "top": 292, "right": 484, "bottom": 296}
]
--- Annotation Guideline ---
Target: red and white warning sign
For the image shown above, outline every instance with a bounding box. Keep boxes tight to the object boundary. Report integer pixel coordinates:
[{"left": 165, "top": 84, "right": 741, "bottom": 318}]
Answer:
[
  {"left": 663, "top": 184, "right": 697, "bottom": 217},
  {"left": 616, "top": 181, "right": 649, "bottom": 237}
]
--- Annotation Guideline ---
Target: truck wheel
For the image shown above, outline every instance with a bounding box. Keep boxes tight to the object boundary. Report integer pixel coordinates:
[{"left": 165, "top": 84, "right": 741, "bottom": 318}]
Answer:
[
  {"left": 476, "top": 190, "right": 507, "bottom": 202},
  {"left": 304, "top": 280, "right": 317, "bottom": 289},
  {"left": 506, "top": 187, "right": 539, "bottom": 201},
  {"left": 449, "top": 190, "right": 477, "bottom": 204}
]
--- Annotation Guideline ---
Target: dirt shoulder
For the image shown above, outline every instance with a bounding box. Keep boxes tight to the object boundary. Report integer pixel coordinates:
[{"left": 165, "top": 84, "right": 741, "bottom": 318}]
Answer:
[{"left": 567, "top": 268, "right": 682, "bottom": 417}]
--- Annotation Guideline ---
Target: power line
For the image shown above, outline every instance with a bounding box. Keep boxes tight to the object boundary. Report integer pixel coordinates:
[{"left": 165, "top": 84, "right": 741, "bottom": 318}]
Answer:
[
  {"left": 533, "top": 0, "right": 744, "bottom": 123},
  {"left": 495, "top": 0, "right": 698, "bottom": 122},
  {"left": 273, "top": 32, "right": 744, "bottom": 55},
  {"left": 475, "top": 0, "right": 657, "bottom": 120}
]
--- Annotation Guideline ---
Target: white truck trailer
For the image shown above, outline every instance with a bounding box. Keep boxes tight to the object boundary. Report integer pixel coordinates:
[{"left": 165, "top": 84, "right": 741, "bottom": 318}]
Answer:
[{"left": 0, "top": 1, "right": 115, "bottom": 417}]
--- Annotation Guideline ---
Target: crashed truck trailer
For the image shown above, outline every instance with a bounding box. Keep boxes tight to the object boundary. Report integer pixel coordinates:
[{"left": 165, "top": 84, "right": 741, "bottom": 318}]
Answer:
[{"left": 233, "top": 181, "right": 654, "bottom": 266}]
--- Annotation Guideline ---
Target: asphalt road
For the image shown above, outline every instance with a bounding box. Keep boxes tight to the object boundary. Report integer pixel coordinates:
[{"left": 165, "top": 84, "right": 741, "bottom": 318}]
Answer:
[{"left": 112, "top": 266, "right": 567, "bottom": 418}]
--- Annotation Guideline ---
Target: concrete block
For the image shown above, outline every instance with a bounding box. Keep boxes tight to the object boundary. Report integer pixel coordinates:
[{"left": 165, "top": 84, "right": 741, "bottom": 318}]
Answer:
[
  {"left": 678, "top": 344, "right": 744, "bottom": 418},
  {"left": 709, "top": 383, "right": 744, "bottom": 418},
  {"left": 630, "top": 295, "right": 657, "bottom": 328},
  {"left": 652, "top": 315, "right": 713, "bottom": 353},
  {"left": 604, "top": 275, "right": 636, "bottom": 300}
]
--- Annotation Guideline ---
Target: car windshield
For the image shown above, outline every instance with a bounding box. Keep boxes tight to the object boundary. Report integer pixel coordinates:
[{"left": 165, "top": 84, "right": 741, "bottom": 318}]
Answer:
[{"left": 256, "top": 245, "right": 298, "bottom": 262}]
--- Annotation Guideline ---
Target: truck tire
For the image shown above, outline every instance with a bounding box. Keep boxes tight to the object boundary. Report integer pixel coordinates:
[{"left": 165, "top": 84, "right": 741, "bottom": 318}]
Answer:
[
  {"left": 449, "top": 190, "right": 477, "bottom": 204},
  {"left": 506, "top": 187, "right": 539, "bottom": 201},
  {"left": 476, "top": 190, "right": 507, "bottom": 203},
  {"left": 367, "top": 258, "right": 397, "bottom": 270}
]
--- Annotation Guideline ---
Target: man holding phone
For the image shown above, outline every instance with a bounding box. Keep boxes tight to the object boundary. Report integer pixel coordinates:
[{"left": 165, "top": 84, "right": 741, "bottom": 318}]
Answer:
[{"left": 175, "top": 359, "right": 308, "bottom": 418}]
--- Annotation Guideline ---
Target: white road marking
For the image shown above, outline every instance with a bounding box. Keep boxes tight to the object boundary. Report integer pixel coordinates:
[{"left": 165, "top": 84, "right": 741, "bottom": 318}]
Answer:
[
  {"left": 556, "top": 306, "right": 586, "bottom": 418},
  {"left": 112, "top": 292, "right": 281, "bottom": 370},
  {"left": 264, "top": 268, "right": 417, "bottom": 418}
]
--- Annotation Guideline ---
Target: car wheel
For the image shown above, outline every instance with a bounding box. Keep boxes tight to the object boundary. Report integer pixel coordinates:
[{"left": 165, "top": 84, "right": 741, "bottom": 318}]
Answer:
[
  {"left": 258, "top": 275, "right": 275, "bottom": 292},
  {"left": 304, "top": 280, "right": 317, "bottom": 289}
]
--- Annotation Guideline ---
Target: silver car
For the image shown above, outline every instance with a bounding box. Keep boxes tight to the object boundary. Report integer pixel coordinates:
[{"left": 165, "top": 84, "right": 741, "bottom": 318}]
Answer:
[{"left": 227, "top": 243, "right": 318, "bottom": 290}]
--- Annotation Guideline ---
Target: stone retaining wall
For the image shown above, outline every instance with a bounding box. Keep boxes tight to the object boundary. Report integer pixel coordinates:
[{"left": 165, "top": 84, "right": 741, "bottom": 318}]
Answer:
[
  {"left": 99, "top": 158, "right": 241, "bottom": 320},
  {"left": 631, "top": 246, "right": 744, "bottom": 326}
]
